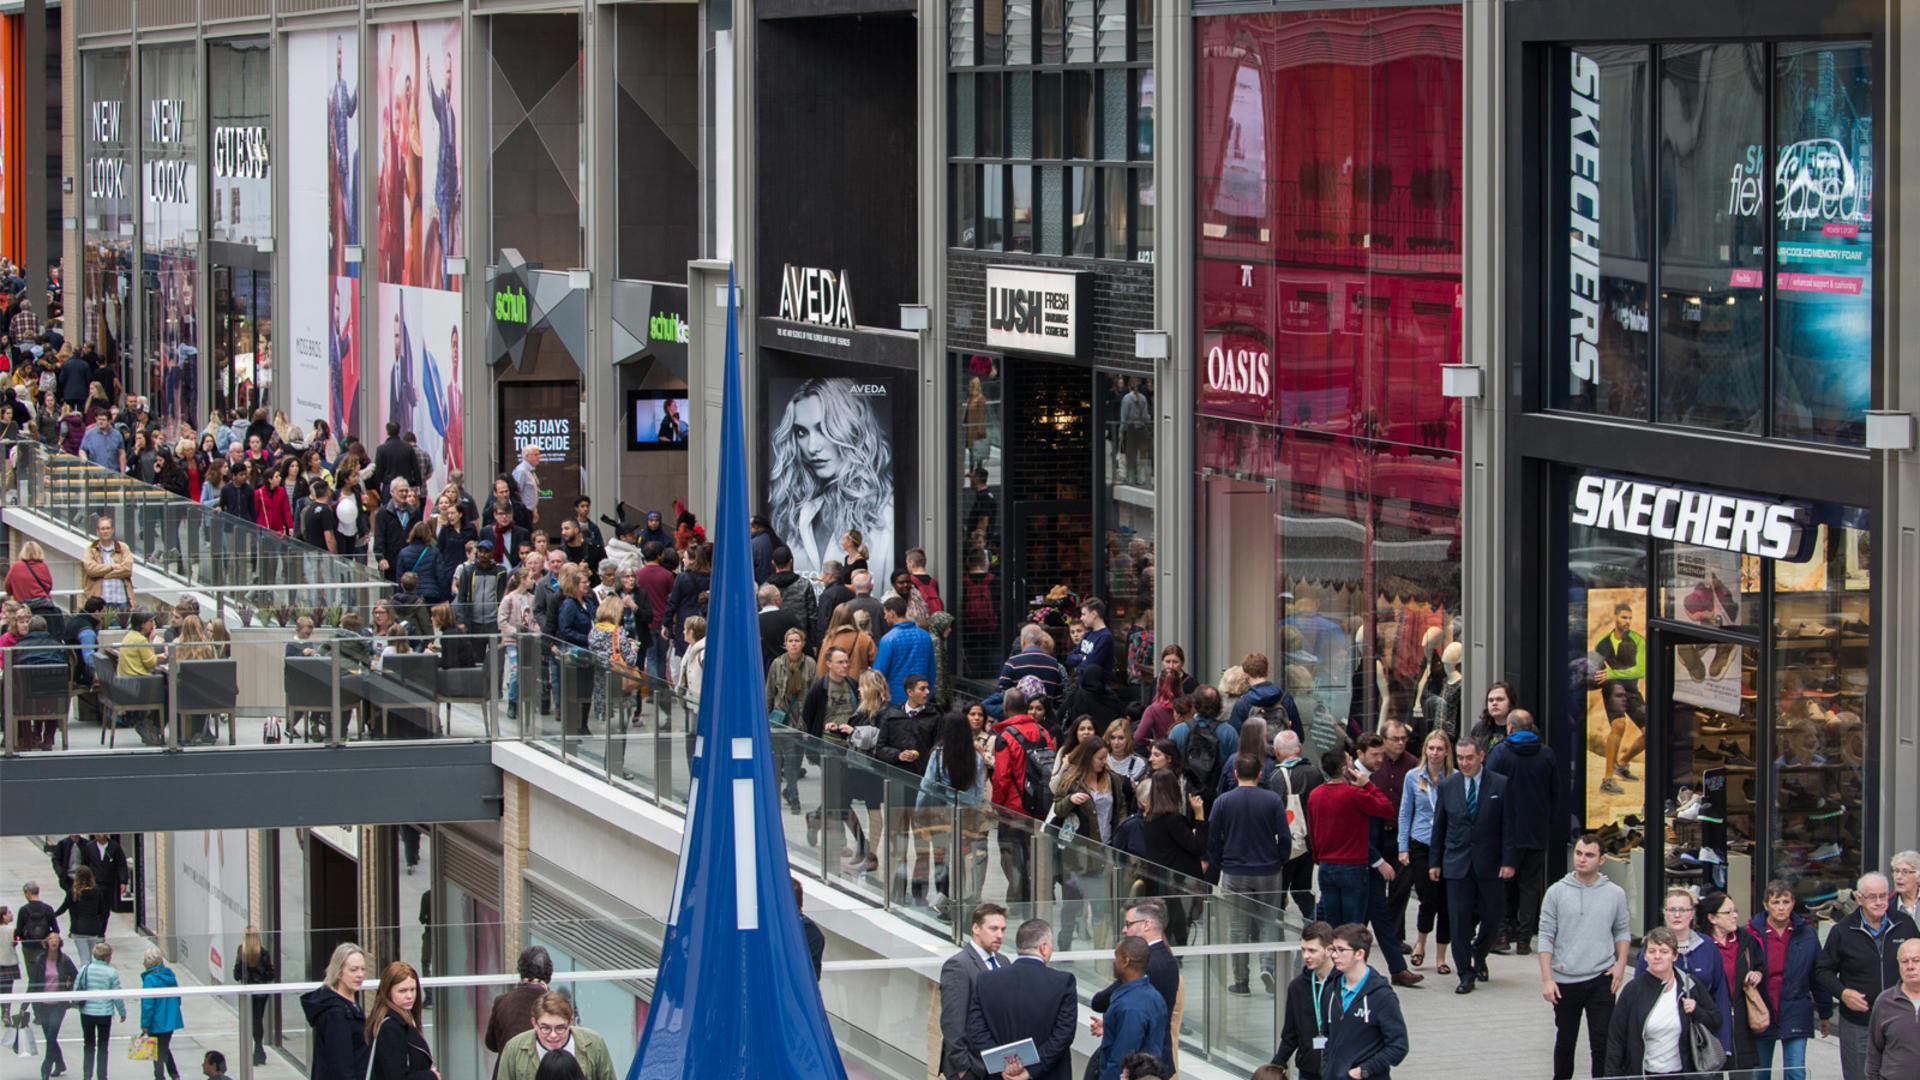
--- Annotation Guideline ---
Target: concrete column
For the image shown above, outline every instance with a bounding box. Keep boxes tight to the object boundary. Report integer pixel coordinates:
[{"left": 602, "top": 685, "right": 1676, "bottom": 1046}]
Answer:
[
  {"left": 1155, "top": 0, "right": 1194, "bottom": 658},
  {"left": 359, "top": 825, "right": 398, "bottom": 967},
  {"left": 686, "top": 259, "right": 731, "bottom": 524},
  {"left": 1460, "top": 0, "right": 1508, "bottom": 706},
  {"left": 500, "top": 775, "right": 532, "bottom": 958},
  {"left": 918, "top": 0, "right": 949, "bottom": 579},
  {"left": 154, "top": 831, "right": 173, "bottom": 942},
  {"left": 583, "top": 5, "right": 618, "bottom": 518},
  {"left": 62, "top": 3, "right": 78, "bottom": 330},
  {"left": 22, "top": 0, "right": 45, "bottom": 293},
  {"left": 1881, "top": 0, "right": 1917, "bottom": 855}
]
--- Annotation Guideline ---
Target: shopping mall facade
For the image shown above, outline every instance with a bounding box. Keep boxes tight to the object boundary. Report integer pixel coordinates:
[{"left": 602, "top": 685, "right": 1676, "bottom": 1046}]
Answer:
[{"left": 58, "top": 0, "right": 1919, "bottom": 942}]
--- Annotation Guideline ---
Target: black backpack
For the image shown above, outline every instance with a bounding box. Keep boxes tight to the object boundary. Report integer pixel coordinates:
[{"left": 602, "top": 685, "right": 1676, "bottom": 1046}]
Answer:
[
  {"left": 1002, "top": 725, "right": 1057, "bottom": 819},
  {"left": 14, "top": 901, "right": 51, "bottom": 943},
  {"left": 779, "top": 578, "right": 818, "bottom": 648},
  {"left": 1184, "top": 716, "right": 1224, "bottom": 793}
]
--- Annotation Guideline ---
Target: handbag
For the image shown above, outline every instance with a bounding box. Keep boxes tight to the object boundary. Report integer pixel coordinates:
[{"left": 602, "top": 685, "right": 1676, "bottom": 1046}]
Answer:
[
  {"left": 128, "top": 1033, "right": 157, "bottom": 1061},
  {"left": 610, "top": 629, "right": 644, "bottom": 694},
  {"left": 1744, "top": 982, "right": 1772, "bottom": 1033},
  {"left": 1678, "top": 970, "right": 1729, "bottom": 1072}
]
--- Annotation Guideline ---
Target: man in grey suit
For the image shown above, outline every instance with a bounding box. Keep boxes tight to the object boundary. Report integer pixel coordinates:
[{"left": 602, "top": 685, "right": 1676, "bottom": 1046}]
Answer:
[{"left": 938, "top": 902, "right": 1010, "bottom": 1079}]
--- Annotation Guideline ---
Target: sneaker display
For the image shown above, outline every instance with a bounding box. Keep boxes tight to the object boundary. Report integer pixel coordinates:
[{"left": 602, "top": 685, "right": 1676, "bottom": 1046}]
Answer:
[{"left": 1809, "top": 842, "right": 1842, "bottom": 861}]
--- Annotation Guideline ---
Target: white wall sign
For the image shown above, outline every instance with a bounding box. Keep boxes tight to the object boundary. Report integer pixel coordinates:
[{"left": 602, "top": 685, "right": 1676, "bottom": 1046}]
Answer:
[
  {"left": 1570, "top": 474, "right": 1808, "bottom": 560},
  {"left": 777, "top": 264, "right": 856, "bottom": 328},
  {"left": 984, "top": 265, "right": 1087, "bottom": 358}
]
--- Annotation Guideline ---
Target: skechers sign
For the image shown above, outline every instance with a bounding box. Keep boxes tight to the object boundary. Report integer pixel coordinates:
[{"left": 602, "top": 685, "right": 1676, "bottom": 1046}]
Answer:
[
  {"left": 984, "top": 266, "right": 1089, "bottom": 358},
  {"left": 1566, "top": 52, "right": 1601, "bottom": 387},
  {"left": 1570, "top": 474, "right": 1809, "bottom": 560}
]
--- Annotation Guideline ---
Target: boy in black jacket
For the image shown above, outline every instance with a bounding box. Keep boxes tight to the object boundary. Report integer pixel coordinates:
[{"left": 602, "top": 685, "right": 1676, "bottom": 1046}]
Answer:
[
  {"left": 1319, "top": 923, "right": 1409, "bottom": 1080},
  {"left": 1272, "top": 921, "right": 1336, "bottom": 1079}
]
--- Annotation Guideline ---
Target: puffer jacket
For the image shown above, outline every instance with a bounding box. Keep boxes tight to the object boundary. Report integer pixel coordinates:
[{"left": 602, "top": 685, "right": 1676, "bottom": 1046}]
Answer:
[{"left": 1740, "top": 914, "right": 1831, "bottom": 1043}]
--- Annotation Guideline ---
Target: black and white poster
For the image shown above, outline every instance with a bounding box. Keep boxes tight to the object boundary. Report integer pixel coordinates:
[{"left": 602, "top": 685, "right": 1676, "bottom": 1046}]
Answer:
[{"left": 763, "top": 365, "right": 912, "bottom": 590}]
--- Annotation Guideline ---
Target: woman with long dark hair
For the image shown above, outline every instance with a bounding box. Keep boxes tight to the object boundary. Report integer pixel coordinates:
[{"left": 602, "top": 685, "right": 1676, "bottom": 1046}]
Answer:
[
  {"left": 1140, "top": 767, "right": 1207, "bottom": 944},
  {"left": 919, "top": 710, "right": 987, "bottom": 902},
  {"left": 54, "top": 866, "right": 112, "bottom": 961},
  {"left": 364, "top": 961, "right": 435, "bottom": 1080}
]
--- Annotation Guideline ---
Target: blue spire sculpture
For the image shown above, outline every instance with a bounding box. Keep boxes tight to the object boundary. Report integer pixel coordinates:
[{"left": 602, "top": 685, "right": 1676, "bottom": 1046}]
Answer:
[{"left": 628, "top": 267, "right": 851, "bottom": 1080}]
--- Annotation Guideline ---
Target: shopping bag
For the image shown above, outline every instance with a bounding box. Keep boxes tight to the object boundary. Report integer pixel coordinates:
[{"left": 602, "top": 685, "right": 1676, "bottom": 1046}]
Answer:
[
  {"left": 128, "top": 1032, "right": 157, "bottom": 1061},
  {"left": 11, "top": 1021, "right": 36, "bottom": 1058}
]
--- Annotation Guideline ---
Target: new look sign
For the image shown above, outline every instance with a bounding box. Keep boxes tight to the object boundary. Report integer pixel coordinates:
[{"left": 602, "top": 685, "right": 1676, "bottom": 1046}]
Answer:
[{"left": 985, "top": 266, "right": 1088, "bottom": 358}]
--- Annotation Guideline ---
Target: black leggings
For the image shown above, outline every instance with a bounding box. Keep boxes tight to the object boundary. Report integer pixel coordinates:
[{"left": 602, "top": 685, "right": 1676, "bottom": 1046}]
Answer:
[{"left": 1408, "top": 839, "right": 1450, "bottom": 941}]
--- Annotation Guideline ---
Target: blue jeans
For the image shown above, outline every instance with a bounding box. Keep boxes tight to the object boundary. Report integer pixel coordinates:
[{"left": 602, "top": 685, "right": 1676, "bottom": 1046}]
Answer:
[
  {"left": 1755, "top": 1036, "right": 1807, "bottom": 1080},
  {"left": 1317, "top": 863, "right": 1370, "bottom": 926}
]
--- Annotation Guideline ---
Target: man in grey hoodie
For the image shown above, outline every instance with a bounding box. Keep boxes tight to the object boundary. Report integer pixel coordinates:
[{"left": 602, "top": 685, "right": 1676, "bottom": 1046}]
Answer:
[{"left": 1536, "top": 832, "right": 1631, "bottom": 1080}]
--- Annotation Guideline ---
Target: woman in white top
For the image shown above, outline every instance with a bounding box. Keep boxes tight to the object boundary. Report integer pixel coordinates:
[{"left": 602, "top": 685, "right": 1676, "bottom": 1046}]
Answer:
[
  {"left": 1103, "top": 718, "right": 1147, "bottom": 784},
  {"left": 335, "top": 480, "right": 364, "bottom": 557},
  {"left": 1605, "top": 926, "right": 1722, "bottom": 1076}
]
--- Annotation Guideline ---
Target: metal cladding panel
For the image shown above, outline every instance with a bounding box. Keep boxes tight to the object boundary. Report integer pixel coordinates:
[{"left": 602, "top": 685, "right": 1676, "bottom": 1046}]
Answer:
[{"left": 0, "top": 743, "right": 502, "bottom": 835}]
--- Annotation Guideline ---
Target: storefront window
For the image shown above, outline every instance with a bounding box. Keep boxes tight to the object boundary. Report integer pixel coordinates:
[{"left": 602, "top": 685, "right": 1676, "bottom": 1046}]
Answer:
[
  {"left": 956, "top": 356, "right": 1004, "bottom": 682},
  {"left": 209, "top": 38, "right": 272, "bottom": 418},
  {"left": 947, "top": 0, "right": 1151, "bottom": 259},
  {"left": 141, "top": 44, "right": 200, "bottom": 425},
  {"left": 1195, "top": 6, "right": 1463, "bottom": 709},
  {"left": 1558, "top": 466, "right": 1875, "bottom": 926},
  {"left": 1657, "top": 43, "right": 1766, "bottom": 435},
  {"left": 1102, "top": 373, "right": 1153, "bottom": 688},
  {"left": 82, "top": 51, "right": 134, "bottom": 385},
  {"left": 1544, "top": 40, "right": 1872, "bottom": 444},
  {"left": 1771, "top": 517, "right": 1870, "bottom": 904},
  {"left": 1772, "top": 42, "right": 1873, "bottom": 445},
  {"left": 1553, "top": 46, "right": 1650, "bottom": 418}
]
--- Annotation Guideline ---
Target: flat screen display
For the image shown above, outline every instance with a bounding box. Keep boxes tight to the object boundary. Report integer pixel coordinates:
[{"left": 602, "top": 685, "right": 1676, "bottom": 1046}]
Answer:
[{"left": 630, "top": 389, "right": 690, "bottom": 450}]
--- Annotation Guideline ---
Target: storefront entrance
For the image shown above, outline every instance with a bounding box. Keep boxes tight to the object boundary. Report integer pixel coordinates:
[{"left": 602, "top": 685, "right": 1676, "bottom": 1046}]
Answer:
[{"left": 211, "top": 264, "right": 270, "bottom": 417}]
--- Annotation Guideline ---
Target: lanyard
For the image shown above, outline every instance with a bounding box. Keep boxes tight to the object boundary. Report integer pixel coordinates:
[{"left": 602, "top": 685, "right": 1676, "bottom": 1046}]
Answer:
[{"left": 1309, "top": 972, "right": 1327, "bottom": 1033}]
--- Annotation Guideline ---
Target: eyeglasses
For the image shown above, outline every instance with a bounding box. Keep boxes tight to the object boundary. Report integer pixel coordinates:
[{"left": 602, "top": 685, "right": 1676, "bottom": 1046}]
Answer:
[
  {"left": 1123, "top": 917, "right": 1148, "bottom": 929},
  {"left": 1326, "top": 945, "right": 1355, "bottom": 956},
  {"left": 534, "top": 1023, "right": 572, "bottom": 1037},
  {"left": 1858, "top": 892, "right": 1890, "bottom": 902},
  {"left": 1664, "top": 907, "right": 1696, "bottom": 916}
]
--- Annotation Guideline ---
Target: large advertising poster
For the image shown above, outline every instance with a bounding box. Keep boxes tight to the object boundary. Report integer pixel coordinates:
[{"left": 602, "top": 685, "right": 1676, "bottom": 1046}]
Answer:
[
  {"left": 286, "top": 30, "right": 360, "bottom": 438},
  {"left": 170, "top": 829, "right": 249, "bottom": 986},
  {"left": 764, "top": 368, "right": 904, "bottom": 590},
  {"left": 376, "top": 19, "right": 464, "bottom": 477},
  {"left": 1583, "top": 586, "right": 1647, "bottom": 827}
]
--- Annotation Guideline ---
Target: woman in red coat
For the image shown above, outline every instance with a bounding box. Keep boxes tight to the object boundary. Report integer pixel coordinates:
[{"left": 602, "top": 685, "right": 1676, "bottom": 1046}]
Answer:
[{"left": 255, "top": 466, "right": 295, "bottom": 535}]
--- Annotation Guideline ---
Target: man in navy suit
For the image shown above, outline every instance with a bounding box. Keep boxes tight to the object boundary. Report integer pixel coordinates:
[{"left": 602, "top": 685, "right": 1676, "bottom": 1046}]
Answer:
[
  {"left": 1428, "top": 736, "right": 1516, "bottom": 993},
  {"left": 966, "top": 918, "right": 1079, "bottom": 1080}
]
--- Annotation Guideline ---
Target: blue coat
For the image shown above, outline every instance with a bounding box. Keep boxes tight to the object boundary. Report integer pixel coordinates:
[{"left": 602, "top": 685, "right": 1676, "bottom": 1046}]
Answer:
[
  {"left": 1636, "top": 932, "right": 1733, "bottom": 1052},
  {"left": 871, "top": 621, "right": 935, "bottom": 704},
  {"left": 1743, "top": 915, "right": 1832, "bottom": 1040},
  {"left": 1089, "top": 975, "right": 1168, "bottom": 1080},
  {"left": 396, "top": 542, "right": 445, "bottom": 601},
  {"left": 140, "top": 965, "right": 184, "bottom": 1034}
]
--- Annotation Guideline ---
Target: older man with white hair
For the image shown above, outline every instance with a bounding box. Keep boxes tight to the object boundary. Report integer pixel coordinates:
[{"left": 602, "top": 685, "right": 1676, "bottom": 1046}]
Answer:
[
  {"left": 1266, "top": 729, "right": 1323, "bottom": 926},
  {"left": 1816, "top": 870, "right": 1920, "bottom": 1080}
]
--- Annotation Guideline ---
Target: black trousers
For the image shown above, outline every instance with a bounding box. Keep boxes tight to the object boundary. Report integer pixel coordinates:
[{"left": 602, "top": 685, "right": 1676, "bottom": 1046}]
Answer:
[
  {"left": 1386, "top": 844, "right": 1418, "bottom": 941},
  {"left": 1444, "top": 875, "right": 1505, "bottom": 979},
  {"left": 1367, "top": 867, "right": 1408, "bottom": 975},
  {"left": 1281, "top": 853, "right": 1316, "bottom": 927},
  {"left": 1550, "top": 973, "right": 1614, "bottom": 1080},
  {"left": 1506, "top": 847, "right": 1547, "bottom": 940},
  {"left": 1406, "top": 840, "right": 1449, "bottom": 942}
]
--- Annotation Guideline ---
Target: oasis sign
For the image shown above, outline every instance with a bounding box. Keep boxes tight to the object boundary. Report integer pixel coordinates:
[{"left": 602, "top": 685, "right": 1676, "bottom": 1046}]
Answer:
[
  {"left": 1570, "top": 474, "right": 1809, "bottom": 560},
  {"left": 985, "top": 265, "right": 1088, "bottom": 358}
]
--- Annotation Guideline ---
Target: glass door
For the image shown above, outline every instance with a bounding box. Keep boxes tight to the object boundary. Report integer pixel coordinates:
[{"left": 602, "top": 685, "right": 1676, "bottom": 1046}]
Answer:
[{"left": 1653, "top": 631, "right": 1760, "bottom": 922}]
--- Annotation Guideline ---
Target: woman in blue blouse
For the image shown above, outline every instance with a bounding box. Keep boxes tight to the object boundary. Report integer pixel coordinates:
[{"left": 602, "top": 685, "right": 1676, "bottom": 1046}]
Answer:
[{"left": 1399, "top": 729, "right": 1455, "bottom": 974}]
